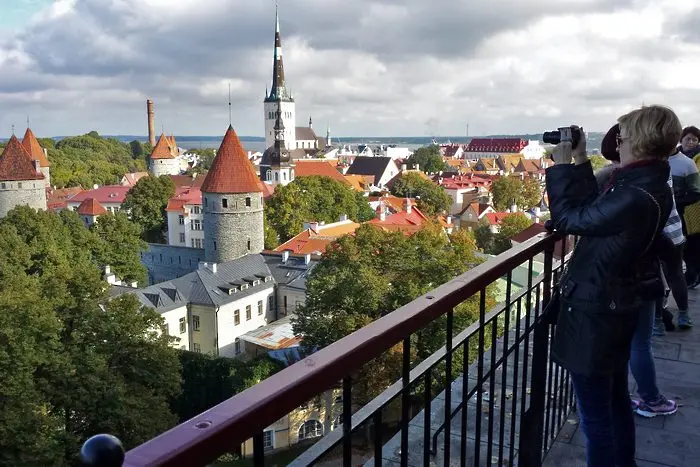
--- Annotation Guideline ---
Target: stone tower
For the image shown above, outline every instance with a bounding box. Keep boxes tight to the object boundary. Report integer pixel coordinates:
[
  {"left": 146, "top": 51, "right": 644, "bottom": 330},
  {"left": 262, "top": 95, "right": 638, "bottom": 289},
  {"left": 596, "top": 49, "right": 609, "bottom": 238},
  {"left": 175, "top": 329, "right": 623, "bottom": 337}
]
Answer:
[
  {"left": 149, "top": 133, "right": 180, "bottom": 177},
  {"left": 201, "top": 125, "right": 265, "bottom": 263},
  {"left": 263, "top": 6, "right": 296, "bottom": 150},
  {"left": 21, "top": 128, "right": 51, "bottom": 187},
  {"left": 0, "top": 135, "right": 47, "bottom": 218}
]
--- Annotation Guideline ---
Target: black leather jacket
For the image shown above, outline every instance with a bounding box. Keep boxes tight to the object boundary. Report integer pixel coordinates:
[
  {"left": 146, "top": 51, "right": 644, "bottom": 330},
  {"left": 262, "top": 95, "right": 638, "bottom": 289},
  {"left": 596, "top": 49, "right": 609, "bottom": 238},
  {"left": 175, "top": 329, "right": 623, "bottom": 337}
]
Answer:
[{"left": 545, "top": 159, "right": 672, "bottom": 376}]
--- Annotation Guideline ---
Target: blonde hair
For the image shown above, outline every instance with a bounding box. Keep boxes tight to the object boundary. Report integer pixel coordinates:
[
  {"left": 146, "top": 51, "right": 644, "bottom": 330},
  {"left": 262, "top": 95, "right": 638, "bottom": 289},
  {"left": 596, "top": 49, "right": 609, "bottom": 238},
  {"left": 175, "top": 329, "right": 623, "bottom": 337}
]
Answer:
[{"left": 617, "top": 105, "right": 682, "bottom": 160}]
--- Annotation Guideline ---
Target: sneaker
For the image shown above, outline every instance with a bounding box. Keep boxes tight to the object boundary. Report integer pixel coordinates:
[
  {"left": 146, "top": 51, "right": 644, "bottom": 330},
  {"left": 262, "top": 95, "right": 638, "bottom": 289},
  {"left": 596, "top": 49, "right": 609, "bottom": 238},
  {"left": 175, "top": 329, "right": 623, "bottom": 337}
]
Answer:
[
  {"left": 663, "top": 308, "right": 676, "bottom": 331},
  {"left": 653, "top": 318, "right": 666, "bottom": 336},
  {"left": 678, "top": 311, "right": 693, "bottom": 330},
  {"left": 631, "top": 398, "right": 641, "bottom": 411},
  {"left": 635, "top": 396, "right": 678, "bottom": 418},
  {"left": 688, "top": 277, "right": 700, "bottom": 289}
]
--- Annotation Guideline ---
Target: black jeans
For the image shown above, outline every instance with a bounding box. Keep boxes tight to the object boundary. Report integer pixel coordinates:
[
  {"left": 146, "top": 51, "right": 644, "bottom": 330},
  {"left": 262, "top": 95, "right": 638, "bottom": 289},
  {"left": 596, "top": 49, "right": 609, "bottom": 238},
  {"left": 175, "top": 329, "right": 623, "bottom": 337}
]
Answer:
[
  {"left": 570, "top": 368, "right": 637, "bottom": 467},
  {"left": 658, "top": 241, "right": 688, "bottom": 311}
]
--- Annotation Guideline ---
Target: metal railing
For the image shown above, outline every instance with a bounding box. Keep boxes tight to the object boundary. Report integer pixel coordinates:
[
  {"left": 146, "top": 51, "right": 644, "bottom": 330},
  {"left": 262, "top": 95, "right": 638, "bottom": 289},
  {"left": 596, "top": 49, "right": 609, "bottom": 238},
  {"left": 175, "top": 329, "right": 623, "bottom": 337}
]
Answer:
[{"left": 80, "top": 232, "right": 575, "bottom": 467}]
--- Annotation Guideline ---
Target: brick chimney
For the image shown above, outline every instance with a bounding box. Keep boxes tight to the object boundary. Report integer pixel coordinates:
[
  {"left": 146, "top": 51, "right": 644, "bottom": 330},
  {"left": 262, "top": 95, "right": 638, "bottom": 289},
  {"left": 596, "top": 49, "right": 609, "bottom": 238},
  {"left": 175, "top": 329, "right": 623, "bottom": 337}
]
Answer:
[{"left": 147, "top": 99, "right": 155, "bottom": 147}]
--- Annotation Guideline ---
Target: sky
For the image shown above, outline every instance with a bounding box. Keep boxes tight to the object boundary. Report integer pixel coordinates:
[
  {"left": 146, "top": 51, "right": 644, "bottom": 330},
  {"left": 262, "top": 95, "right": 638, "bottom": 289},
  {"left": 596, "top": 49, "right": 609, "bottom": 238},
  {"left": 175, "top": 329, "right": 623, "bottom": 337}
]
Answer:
[{"left": 1, "top": 0, "right": 700, "bottom": 138}]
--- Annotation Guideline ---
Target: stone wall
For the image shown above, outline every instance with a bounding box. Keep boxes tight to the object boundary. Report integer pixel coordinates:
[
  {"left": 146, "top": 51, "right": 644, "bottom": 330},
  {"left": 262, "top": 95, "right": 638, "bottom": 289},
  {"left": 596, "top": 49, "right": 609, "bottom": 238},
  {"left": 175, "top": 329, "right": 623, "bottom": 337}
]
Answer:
[
  {"left": 141, "top": 243, "right": 203, "bottom": 284},
  {"left": 203, "top": 192, "right": 264, "bottom": 263},
  {"left": 150, "top": 158, "right": 180, "bottom": 177},
  {"left": 0, "top": 180, "right": 47, "bottom": 218}
]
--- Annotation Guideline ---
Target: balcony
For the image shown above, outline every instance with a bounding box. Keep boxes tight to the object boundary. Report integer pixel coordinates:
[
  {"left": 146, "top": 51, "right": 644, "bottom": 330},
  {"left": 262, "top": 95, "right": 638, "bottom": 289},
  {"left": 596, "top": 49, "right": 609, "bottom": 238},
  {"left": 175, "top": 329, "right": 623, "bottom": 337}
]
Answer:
[{"left": 79, "top": 233, "right": 699, "bottom": 467}]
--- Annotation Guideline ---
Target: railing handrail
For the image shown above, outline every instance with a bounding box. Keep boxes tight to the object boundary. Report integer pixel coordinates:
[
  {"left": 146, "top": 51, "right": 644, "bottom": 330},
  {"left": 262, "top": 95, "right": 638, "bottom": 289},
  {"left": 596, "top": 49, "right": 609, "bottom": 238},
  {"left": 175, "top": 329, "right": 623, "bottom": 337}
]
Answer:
[{"left": 123, "top": 232, "right": 562, "bottom": 467}]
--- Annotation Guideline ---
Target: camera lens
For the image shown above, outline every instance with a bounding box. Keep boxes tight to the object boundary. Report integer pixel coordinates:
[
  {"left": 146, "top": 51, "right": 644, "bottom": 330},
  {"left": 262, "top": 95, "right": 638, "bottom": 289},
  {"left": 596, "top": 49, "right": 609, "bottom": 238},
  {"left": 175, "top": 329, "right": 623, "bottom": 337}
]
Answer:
[{"left": 542, "top": 131, "right": 560, "bottom": 145}]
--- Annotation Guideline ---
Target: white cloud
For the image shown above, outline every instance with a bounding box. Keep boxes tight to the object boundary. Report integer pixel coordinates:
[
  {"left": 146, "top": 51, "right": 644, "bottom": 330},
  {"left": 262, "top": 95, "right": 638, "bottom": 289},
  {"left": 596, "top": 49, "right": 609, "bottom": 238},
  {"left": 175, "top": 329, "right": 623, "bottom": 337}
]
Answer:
[{"left": 0, "top": 0, "right": 699, "bottom": 139}]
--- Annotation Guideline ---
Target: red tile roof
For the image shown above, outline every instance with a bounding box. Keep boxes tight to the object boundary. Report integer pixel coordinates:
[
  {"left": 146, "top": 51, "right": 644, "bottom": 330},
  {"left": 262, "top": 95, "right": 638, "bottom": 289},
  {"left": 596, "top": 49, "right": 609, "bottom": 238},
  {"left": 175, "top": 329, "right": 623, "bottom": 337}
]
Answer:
[
  {"left": 165, "top": 187, "right": 202, "bottom": 212},
  {"left": 294, "top": 160, "right": 350, "bottom": 185},
  {"left": 169, "top": 174, "right": 206, "bottom": 188},
  {"left": 21, "top": 128, "right": 50, "bottom": 167},
  {"left": 46, "top": 186, "right": 84, "bottom": 211},
  {"left": 484, "top": 212, "right": 511, "bottom": 225},
  {"left": 438, "top": 174, "right": 492, "bottom": 190},
  {"left": 77, "top": 198, "right": 108, "bottom": 216},
  {"left": 0, "top": 135, "right": 45, "bottom": 181},
  {"left": 150, "top": 133, "right": 175, "bottom": 160},
  {"left": 201, "top": 126, "right": 264, "bottom": 194},
  {"left": 69, "top": 185, "right": 130, "bottom": 204},
  {"left": 467, "top": 138, "right": 527, "bottom": 153}
]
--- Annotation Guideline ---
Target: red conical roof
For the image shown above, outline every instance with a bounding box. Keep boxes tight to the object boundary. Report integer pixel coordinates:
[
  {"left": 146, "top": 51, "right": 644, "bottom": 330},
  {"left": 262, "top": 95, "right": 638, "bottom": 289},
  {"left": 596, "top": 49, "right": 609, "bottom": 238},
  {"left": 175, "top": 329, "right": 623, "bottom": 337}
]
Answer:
[
  {"left": 201, "top": 126, "right": 264, "bottom": 194},
  {"left": 77, "top": 197, "right": 108, "bottom": 216},
  {"left": 0, "top": 135, "right": 45, "bottom": 181},
  {"left": 21, "top": 128, "right": 50, "bottom": 167},
  {"left": 150, "top": 133, "right": 175, "bottom": 160}
]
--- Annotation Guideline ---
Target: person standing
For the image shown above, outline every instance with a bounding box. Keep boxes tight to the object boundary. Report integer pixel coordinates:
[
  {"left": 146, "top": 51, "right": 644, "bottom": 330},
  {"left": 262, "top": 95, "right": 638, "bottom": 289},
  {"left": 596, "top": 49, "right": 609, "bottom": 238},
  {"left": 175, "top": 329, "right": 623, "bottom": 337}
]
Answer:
[{"left": 546, "top": 106, "right": 680, "bottom": 467}]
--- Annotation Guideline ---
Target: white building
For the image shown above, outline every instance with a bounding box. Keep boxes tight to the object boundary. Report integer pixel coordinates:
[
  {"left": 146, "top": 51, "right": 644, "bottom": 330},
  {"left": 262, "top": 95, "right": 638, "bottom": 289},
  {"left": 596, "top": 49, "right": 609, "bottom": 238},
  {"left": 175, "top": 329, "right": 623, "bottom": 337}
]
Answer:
[
  {"left": 165, "top": 187, "right": 205, "bottom": 248},
  {"left": 149, "top": 133, "right": 181, "bottom": 177},
  {"left": 520, "top": 140, "right": 548, "bottom": 160}
]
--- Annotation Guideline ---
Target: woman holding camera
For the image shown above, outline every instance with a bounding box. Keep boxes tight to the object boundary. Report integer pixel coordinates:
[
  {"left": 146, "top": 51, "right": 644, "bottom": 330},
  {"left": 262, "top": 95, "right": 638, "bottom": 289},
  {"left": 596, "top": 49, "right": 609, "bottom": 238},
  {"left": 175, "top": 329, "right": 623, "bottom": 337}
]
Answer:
[{"left": 546, "top": 105, "right": 681, "bottom": 467}]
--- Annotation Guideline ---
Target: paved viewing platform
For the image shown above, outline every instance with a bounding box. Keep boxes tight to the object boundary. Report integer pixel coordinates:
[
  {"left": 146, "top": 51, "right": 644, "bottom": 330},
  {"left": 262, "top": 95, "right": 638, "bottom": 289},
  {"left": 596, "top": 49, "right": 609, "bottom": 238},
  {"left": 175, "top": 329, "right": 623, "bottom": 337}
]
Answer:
[{"left": 545, "top": 290, "right": 700, "bottom": 467}]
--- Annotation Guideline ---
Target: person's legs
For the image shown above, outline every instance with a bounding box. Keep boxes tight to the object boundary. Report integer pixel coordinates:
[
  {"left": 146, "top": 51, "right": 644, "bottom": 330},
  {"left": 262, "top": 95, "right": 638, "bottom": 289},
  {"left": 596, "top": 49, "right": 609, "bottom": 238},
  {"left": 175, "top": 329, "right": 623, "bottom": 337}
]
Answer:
[
  {"left": 630, "top": 301, "right": 660, "bottom": 401},
  {"left": 611, "top": 367, "right": 637, "bottom": 467},
  {"left": 570, "top": 372, "right": 617, "bottom": 467},
  {"left": 665, "top": 243, "right": 693, "bottom": 329},
  {"left": 629, "top": 300, "right": 678, "bottom": 417}
]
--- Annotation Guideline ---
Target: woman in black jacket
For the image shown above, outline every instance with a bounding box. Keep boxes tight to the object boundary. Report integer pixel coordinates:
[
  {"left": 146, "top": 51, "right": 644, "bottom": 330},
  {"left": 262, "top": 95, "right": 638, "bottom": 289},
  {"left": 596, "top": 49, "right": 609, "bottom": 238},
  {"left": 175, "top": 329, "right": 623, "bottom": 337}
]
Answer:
[{"left": 546, "top": 105, "right": 681, "bottom": 467}]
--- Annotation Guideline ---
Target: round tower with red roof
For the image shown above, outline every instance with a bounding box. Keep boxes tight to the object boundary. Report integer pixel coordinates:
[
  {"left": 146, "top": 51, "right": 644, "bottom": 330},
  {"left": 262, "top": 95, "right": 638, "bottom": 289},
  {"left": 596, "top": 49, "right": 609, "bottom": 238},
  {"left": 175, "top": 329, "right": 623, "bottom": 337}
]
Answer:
[
  {"left": 0, "top": 135, "right": 47, "bottom": 218},
  {"left": 200, "top": 126, "right": 265, "bottom": 263}
]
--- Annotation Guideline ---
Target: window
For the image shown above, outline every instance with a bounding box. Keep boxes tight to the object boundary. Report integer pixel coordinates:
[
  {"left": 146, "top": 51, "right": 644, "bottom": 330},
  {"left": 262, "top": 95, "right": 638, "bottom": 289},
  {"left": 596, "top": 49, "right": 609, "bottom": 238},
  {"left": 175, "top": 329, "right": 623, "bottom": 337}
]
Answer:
[
  {"left": 17, "top": 182, "right": 22, "bottom": 189},
  {"left": 284, "top": 296, "right": 288, "bottom": 311},
  {"left": 204, "top": 197, "right": 208, "bottom": 207},
  {"left": 222, "top": 198, "right": 228, "bottom": 208},
  {"left": 179, "top": 233, "right": 185, "bottom": 243},
  {"left": 246, "top": 305, "right": 251, "bottom": 321},
  {"left": 178, "top": 215, "right": 184, "bottom": 225},
  {"left": 268, "top": 295, "right": 273, "bottom": 310},
  {"left": 263, "top": 430, "right": 274, "bottom": 450},
  {"left": 192, "top": 220, "right": 202, "bottom": 231},
  {"left": 247, "top": 239, "right": 251, "bottom": 251},
  {"left": 192, "top": 315, "right": 200, "bottom": 332},
  {"left": 194, "top": 206, "right": 201, "bottom": 214},
  {"left": 234, "top": 309, "right": 240, "bottom": 325},
  {"left": 214, "top": 241, "right": 217, "bottom": 250},
  {"left": 298, "top": 420, "right": 323, "bottom": 440},
  {"left": 179, "top": 318, "right": 186, "bottom": 334},
  {"left": 1, "top": 183, "right": 5, "bottom": 189},
  {"left": 258, "top": 300, "right": 263, "bottom": 316},
  {"left": 245, "top": 197, "right": 251, "bottom": 207},
  {"left": 235, "top": 338, "right": 241, "bottom": 355},
  {"left": 164, "top": 323, "right": 169, "bottom": 336},
  {"left": 193, "top": 343, "right": 201, "bottom": 353},
  {"left": 282, "top": 172, "right": 287, "bottom": 181}
]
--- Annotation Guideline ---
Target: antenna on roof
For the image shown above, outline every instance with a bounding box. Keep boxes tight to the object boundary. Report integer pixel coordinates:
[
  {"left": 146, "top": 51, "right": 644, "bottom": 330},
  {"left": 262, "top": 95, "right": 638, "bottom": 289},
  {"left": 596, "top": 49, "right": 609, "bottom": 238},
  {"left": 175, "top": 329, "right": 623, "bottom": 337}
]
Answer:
[
  {"left": 11, "top": 124, "right": 15, "bottom": 135},
  {"left": 228, "top": 82, "right": 232, "bottom": 126}
]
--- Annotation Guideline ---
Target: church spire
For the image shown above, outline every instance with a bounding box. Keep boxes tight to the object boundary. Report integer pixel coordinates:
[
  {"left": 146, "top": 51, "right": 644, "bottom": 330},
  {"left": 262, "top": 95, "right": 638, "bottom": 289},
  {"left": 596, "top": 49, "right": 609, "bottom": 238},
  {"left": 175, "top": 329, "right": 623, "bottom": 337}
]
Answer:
[{"left": 266, "top": 4, "right": 292, "bottom": 102}]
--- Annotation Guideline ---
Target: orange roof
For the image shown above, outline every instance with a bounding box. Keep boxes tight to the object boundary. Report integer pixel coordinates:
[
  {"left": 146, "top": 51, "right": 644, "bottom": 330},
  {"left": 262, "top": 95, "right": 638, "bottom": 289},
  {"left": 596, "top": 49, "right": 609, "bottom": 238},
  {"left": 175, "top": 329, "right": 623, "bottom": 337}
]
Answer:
[
  {"left": 201, "top": 126, "right": 264, "bottom": 194},
  {"left": 295, "top": 160, "right": 350, "bottom": 185},
  {"left": 46, "top": 186, "right": 84, "bottom": 211},
  {"left": 21, "top": 128, "right": 50, "bottom": 167},
  {"left": 169, "top": 174, "right": 205, "bottom": 188},
  {"left": 0, "top": 135, "right": 45, "bottom": 181},
  {"left": 484, "top": 212, "right": 511, "bottom": 225},
  {"left": 369, "top": 206, "right": 430, "bottom": 227},
  {"left": 274, "top": 220, "right": 361, "bottom": 255},
  {"left": 121, "top": 172, "right": 149, "bottom": 187},
  {"left": 150, "top": 133, "right": 175, "bottom": 160},
  {"left": 368, "top": 195, "right": 417, "bottom": 214},
  {"left": 262, "top": 182, "right": 275, "bottom": 199},
  {"left": 77, "top": 198, "right": 108, "bottom": 216},
  {"left": 344, "top": 174, "right": 373, "bottom": 191}
]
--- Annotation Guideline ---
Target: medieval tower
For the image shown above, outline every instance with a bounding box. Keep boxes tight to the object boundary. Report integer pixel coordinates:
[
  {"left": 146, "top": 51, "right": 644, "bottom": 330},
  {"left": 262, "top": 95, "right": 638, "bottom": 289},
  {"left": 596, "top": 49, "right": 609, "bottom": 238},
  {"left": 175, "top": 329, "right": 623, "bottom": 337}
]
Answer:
[
  {"left": 263, "top": 7, "right": 296, "bottom": 150},
  {"left": 260, "top": 100, "right": 295, "bottom": 186},
  {"left": 201, "top": 126, "right": 265, "bottom": 263},
  {"left": 21, "top": 128, "right": 51, "bottom": 187},
  {"left": 0, "top": 135, "right": 47, "bottom": 218},
  {"left": 149, "top": 133, "right": 180, "bottom": 176}
]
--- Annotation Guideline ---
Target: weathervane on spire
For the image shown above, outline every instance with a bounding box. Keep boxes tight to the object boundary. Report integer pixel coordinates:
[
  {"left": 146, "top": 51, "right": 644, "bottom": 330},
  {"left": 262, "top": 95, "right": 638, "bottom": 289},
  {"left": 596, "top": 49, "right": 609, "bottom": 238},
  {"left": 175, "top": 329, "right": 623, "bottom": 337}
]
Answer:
[{"left": 11, "top": 124, "right": 15, "bottom": 136}]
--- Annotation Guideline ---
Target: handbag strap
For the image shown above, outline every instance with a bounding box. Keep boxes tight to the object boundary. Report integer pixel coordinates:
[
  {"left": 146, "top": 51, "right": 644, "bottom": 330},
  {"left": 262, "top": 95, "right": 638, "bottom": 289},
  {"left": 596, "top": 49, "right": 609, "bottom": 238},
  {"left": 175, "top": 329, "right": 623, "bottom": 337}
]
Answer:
[{"left": 631, "top": 185, "right": 661, "bottom": 256}]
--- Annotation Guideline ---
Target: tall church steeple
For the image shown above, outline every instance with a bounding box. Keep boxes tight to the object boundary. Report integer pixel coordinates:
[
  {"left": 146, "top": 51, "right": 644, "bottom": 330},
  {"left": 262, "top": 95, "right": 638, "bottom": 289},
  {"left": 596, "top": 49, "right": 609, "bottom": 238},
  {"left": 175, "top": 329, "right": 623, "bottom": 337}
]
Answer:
[{"left": 263, "top": 5, "right": 296, "bottom": 150}]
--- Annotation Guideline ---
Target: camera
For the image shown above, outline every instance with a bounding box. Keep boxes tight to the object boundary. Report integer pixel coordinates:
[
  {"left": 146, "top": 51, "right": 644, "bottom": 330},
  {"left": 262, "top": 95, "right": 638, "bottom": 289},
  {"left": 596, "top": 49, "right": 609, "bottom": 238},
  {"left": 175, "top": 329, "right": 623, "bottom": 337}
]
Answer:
[{"left": 543, "top": 126, "right": 583, "bottom": 150}]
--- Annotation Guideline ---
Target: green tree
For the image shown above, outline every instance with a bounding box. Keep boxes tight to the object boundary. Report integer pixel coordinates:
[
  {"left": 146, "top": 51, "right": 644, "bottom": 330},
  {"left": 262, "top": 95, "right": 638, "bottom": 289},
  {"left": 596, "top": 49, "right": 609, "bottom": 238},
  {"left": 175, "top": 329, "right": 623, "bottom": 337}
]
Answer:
[
  {"left": 293, "top": 224, "right": 495, "bottom": 402},
  {"left": 491, "top": 175, "right": 543, "bottom": 211},
  {"left": 0, "top": 207, "right": 181, "bottom": 465},
  {"left": 474, "top": 222, "right": 495, "bottom": 253},
  {"left": 390, "top": 172, "right": 451, "bottom": 216},
  {"left": 186, "top": 148, "right": 217, "bottom": 171},
  {"left": 589, "top": 154, "right": 610, "bottom": 171},
  {"left": 129, "top": 140, "right": 145, "bottom": 158},
  {"left": 263, "top": 209, "right": 279, "bottom": 250},
  {"left": 492, "top": 212, "right": 534, "bottom": 254},
  {"left": 89, "top": 212, "right": 148, "bottom": 284},
  {"left": 406, "top": 145, "right": 447, "bottom": 173},
  {"left": 122, "top": 175, "right": 176, "bottom": 243},
  {"left": 266, "top": 176, "right": 375, "bottom": 242}
]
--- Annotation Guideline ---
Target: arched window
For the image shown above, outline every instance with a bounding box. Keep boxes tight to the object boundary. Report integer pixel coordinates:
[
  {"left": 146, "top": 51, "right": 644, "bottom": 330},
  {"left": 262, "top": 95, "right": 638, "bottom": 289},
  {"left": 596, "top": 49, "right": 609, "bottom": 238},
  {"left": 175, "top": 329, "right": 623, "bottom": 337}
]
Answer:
[{"left": 298, "top": 420, "right": 323, "bottom": 440}]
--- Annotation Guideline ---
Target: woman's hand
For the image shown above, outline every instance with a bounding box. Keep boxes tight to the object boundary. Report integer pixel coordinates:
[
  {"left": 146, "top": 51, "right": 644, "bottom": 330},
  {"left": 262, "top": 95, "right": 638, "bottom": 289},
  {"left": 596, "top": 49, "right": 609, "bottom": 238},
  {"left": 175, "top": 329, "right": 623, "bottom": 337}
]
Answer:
[
  {"left": 552, "top": 141, "right": 573, "bottom": 165},
  {"left": 572, "top": 127, "right": 588, "bottom": 165}
]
